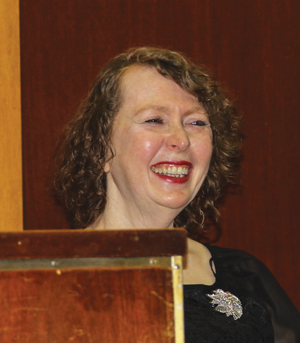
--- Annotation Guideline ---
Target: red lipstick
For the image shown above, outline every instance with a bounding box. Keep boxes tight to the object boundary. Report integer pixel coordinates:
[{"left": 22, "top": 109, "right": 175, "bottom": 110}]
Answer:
[
  {"left": 152, "top": 160, "right": 192, "bottom": 167},
  {"left": 150, "top": 161, "right": 193, "bottom": 184}
]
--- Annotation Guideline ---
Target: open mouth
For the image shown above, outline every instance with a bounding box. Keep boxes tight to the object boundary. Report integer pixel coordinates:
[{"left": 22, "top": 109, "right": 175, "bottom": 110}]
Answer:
[
  {"left": 150, "top": 161, "right": 192, "bottom": 180},
  {"left": 151, "top": 165, "right": 189, "bottom": 178}
]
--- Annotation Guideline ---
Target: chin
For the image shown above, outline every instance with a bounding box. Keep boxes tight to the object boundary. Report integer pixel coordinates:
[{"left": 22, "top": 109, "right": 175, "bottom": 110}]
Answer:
[{"left": 156, "top": 197, "right": 191, "bottom": 211}]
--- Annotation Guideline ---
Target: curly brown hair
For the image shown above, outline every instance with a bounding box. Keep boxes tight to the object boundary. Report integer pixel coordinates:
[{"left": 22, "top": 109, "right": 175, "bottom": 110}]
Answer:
[{"left": 54, "top": 47, "right": 242, "bottom": 233}]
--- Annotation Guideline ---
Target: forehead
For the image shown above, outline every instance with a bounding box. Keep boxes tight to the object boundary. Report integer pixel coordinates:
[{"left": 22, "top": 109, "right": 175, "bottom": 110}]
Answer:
[{"left": 118, "top": 65, "right": 201, "bottom": 111}]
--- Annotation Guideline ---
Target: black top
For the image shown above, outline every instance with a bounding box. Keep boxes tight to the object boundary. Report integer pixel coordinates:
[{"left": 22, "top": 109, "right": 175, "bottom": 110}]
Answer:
[{"left": 184, "top": 244, "right": 300, "bottom": 343}]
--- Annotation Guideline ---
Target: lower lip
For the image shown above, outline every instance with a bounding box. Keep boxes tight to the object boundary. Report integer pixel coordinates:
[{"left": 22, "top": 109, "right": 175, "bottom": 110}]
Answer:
[{"left": 152, "top": 172, "right": 190, "bottom": 184}]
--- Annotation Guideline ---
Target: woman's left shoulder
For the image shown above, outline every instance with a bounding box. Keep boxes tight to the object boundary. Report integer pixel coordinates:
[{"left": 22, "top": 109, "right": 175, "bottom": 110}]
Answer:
[
  {"left": 205, "top": 243, "right": 300, "bottom": 342},
  {"left": 205, "top": 243, "right": 259, "bottom": 259},
  {"left": 204, "top": 244, "right": 271, "bottom": 273}
]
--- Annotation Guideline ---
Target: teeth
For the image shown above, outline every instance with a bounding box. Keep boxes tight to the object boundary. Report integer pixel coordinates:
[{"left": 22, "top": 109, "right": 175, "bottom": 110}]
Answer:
[{"left": 151, "top": 166, "right": 189, "bottom": 177}]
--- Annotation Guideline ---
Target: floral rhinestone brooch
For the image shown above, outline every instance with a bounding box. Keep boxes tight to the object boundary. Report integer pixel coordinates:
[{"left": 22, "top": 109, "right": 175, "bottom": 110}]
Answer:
[{"left": 206, "top": 289, "right": 243, "bottom": 320}]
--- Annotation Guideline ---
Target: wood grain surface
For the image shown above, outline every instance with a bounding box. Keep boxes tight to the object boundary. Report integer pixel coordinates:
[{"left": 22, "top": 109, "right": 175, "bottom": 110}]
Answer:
[
  {"left": 0, "top": 267, "right": 175, "bottom": 343},
  {"left": 0, "top": 229, "right": 187, "bottom": 259},
  {"left": 0, "top": 0, "right": 23, "bottom": 231}
]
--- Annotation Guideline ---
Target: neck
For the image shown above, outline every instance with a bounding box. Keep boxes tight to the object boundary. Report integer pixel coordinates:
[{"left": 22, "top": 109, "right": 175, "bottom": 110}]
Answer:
[{"left": 92, "top": 197, "right": 180, "bottom": 230}]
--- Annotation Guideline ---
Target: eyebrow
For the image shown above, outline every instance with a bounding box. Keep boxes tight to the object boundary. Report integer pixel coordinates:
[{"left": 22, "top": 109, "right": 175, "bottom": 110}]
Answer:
[
  {"left": 183, "top": 106, "right": 207, "bottom": 116},
  {"left": 133, "top": 105, "right": 170, "bottom": 117},
  {"left": 134, "top": 105, "right": 207, "bottom": 117}
]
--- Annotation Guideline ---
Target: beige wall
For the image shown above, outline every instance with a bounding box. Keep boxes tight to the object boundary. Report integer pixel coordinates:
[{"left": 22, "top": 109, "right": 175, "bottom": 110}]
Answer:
[{"left": 0, "top": 0, "right": 23, "bottom": 231}]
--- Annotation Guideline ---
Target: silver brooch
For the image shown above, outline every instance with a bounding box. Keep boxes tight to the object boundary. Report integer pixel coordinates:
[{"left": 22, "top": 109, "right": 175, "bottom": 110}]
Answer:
[{"left": 206, "top": 289, "right": 243, "bottom": 320}]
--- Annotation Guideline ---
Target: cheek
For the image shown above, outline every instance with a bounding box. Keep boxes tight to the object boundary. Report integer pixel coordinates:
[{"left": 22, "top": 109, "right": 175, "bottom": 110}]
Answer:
[
  {"left": 193, "top": 138, "right": 213, "bottom": 167},
  {"left": 125, "top": 131, "right": 164, "bottom": 165}
]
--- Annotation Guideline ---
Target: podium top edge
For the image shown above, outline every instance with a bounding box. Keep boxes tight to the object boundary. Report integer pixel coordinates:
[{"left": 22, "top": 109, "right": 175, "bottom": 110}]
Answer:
[{"left": 0, "top": 228, "right": 187, "bottom": 259}]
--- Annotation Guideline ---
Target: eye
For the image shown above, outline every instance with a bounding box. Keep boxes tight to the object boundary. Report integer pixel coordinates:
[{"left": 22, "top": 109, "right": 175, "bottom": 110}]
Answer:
[
  {"left": 145, "top": 118, "right": 164, "bottom": 124},
  {"left": 190, "top": 120, "right": 209, "bottom": 127}
]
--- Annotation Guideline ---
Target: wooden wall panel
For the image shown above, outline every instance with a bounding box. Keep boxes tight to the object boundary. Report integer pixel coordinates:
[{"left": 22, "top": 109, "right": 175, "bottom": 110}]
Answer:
[
  {"left": 20, "top": 0, "right": 300, "bottom": 310},
  {"left": 0, "top": 0, "right": 23, "bottom": 231}
]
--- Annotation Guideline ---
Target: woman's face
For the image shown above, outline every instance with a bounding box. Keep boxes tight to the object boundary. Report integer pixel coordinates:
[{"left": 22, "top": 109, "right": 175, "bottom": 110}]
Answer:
[{"left": 105, "top": 65, "right": 213, "bottom": 214}]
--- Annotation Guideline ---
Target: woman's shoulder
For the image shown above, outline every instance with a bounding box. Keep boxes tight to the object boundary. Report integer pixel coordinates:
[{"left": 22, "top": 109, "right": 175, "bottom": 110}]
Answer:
[
  {"left": 205, "top": 243, "right": 259, "bottom": 259},
  {"left": 204, "top": 243, "right": 300, "bottom": 342},
  {"left": 204, "top": 243, "right": 290, "bottom": 293},
  {"left": 204, "top": 243, "right": 270, "bottom": 274}
]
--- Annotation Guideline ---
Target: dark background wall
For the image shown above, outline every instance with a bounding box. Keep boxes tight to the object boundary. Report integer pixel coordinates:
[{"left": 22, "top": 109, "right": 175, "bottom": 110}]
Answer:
[{"left": 20, "top": 0, "right": 300, "bottom": 310}]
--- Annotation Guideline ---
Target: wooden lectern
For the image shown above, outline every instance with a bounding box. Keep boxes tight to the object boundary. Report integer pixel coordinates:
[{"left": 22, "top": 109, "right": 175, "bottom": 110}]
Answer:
[{"left": 0, "top": 229, "right": 187, "bottom": 342}]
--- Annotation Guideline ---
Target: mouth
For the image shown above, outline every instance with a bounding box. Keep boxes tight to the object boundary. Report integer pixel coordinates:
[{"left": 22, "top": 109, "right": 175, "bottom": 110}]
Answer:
[
  {"left": 150, "top": 161, "right": 192, "bottom": 182},
  {"left": 151, "top": 165, "right": 189, "bottom": 178}
]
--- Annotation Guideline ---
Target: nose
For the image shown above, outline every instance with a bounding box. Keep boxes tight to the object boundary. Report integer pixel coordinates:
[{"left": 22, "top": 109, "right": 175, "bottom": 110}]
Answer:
[{"left": 165, "top": 125, "right": 190, "bottom": 152}]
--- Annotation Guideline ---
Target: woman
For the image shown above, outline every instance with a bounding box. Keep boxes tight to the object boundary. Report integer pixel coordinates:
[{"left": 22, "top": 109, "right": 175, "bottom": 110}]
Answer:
[{"left": 55, "top": 47, "right": 300, "bottom": 342}]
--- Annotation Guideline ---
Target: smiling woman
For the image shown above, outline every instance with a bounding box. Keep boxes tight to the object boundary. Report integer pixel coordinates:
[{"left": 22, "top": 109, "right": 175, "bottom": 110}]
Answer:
[
  {"left": 101, "top": 66, "right": 213, "bottom": 229},
  {"left": 54, "top": 47, "right": 240, "bottom": 233},
  {"left": 54, "top": 47, "right": 300, "bottom": 342}
]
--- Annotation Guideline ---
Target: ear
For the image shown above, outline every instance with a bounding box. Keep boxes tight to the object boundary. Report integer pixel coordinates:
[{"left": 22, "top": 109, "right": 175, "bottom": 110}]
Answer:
[
  {"left": 104, "top": 161, "right": 110, "bottom": 173},
  {"left": 104, "top": 144, "right": 115, "bottom": 173}
]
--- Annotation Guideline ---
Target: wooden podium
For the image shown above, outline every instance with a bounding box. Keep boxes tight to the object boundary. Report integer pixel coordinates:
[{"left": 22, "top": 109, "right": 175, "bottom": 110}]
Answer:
[{"left": 0, "top": 229, "right": 187, "bottom": 342}]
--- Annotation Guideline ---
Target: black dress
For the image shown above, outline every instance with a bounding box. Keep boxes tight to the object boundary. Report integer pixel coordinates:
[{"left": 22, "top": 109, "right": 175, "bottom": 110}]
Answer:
[{"left": 184, "top": 244, "right": 300, "bottom": 343}]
